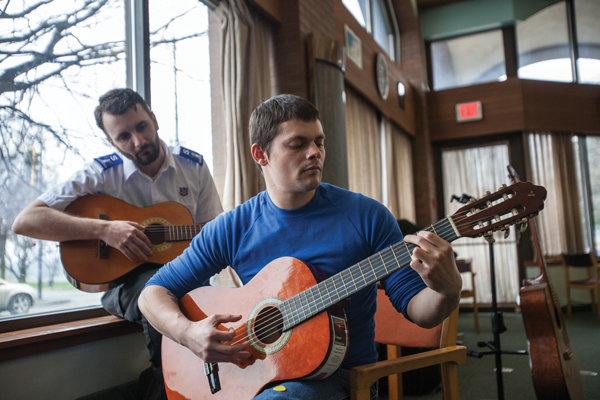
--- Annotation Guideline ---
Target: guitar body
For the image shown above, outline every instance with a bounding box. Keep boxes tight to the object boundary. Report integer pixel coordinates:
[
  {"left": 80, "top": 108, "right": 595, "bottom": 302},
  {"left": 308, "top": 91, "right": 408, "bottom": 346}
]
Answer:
[
  {"left": 520, "top": 281, "right": 584, "bottom": 400},
  {"left": 162, "top": 258, "right": 349, "bottom": 400},
  {"left": 60, "top": 194, "right": 195, "bottom": 289}
]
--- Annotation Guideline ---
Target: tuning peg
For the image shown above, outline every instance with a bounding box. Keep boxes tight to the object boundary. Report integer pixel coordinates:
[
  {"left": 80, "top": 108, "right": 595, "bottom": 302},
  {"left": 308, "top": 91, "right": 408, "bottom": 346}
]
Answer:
[
  {"left": 498, "top": 184, "right": 507, "bottom": 190},
  {"left": 519, "top": 218, "right": 528, "bottom": 233},
  {"left": 484, "top": 235, "right": 496, "bottom": 244},
  {"left": 485, "top": 191, "right": 491, "bottom": 197},
  {"left": 504, "top": 229, "right": 510, "bottom": 239}
]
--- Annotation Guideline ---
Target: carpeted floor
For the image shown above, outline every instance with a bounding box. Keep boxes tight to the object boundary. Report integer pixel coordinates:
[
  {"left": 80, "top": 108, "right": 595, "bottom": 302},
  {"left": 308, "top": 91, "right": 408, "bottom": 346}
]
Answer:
[{"left": 385, "top": 309, "right": 600, "bottom": 400}]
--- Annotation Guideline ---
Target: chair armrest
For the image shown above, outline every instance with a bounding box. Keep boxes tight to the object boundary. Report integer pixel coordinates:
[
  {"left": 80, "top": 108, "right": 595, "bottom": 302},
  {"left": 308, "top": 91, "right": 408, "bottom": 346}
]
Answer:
[{"left": 349, "top": 345, "right": 467, "bottom": 393}]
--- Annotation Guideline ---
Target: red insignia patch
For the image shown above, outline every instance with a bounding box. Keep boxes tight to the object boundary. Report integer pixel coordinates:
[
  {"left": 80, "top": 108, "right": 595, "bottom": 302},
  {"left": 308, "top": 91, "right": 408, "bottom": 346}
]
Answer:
[{"left": 179, "top": 187, "right": 188, "bottom": 196}]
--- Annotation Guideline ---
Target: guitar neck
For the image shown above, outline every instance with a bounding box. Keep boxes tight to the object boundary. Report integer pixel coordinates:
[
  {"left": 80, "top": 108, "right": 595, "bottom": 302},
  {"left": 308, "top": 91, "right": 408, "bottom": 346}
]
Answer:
[
  {"left": 279, "top": 217, "right": 460, "bottom": 331},
  {"left": 146, "top": 223, "right": 205, "bottom": 242}
]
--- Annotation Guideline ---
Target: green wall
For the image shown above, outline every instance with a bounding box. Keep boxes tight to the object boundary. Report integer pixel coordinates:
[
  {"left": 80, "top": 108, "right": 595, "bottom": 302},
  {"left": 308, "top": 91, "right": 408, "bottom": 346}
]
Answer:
[{"left": 421, "top": 0, "right": 561, "bottom": 41}]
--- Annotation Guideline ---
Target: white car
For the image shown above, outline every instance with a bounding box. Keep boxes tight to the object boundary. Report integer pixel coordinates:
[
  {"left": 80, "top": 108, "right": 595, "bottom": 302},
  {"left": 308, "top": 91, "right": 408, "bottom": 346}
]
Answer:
[{"left": 0, "top": 278, "right": 36, "bottom": 315}]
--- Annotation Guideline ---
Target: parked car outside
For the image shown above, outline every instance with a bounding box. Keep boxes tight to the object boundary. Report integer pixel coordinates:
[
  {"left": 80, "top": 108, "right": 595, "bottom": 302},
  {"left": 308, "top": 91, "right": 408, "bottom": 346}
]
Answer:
[{"left": 0, "top": 278, "right": 36, "bottom": 315}]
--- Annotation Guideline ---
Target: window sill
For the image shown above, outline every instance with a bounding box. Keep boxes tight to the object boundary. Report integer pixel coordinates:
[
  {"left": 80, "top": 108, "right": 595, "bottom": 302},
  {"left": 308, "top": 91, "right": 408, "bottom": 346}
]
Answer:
[{"left": 0, "top": 309, "right": 142, "bottom": 362}]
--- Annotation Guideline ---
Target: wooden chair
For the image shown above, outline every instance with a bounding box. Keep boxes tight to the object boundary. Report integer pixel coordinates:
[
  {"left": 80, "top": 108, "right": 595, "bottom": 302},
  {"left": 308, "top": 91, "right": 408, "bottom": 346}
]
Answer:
[
  {"left": 349, "top": 288, "right": 467, "bottom": 400},
  {"left": 561, "top": 252, "right": 600, "bottom": 320},
  {"left": 456, "top": 259, "right": 480, "bottom": 333}
]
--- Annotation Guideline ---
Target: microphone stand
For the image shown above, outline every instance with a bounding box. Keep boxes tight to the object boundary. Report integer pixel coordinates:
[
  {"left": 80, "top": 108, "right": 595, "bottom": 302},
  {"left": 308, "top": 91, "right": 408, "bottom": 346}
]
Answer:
[{"left": 451, "top": 194, "right": 528, "bottom": 400}]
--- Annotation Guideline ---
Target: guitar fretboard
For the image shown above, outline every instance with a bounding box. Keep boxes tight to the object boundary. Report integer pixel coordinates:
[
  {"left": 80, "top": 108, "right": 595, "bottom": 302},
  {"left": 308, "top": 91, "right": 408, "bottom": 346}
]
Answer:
[
  {"left": 165, "top": 224, "right": 204, "bottom": 241},
  {"left": 278, "top": 217, "right": 459, "bottom": 331},
  {"left": 144, "top": 224, "right": 205, "bottom": 242}
]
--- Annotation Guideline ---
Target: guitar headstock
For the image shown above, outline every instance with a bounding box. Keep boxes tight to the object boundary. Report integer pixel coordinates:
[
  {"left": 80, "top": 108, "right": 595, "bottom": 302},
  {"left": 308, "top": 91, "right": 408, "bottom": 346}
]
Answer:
[{"left": 451, "top": 181, "right": 547, "bottom": 241}]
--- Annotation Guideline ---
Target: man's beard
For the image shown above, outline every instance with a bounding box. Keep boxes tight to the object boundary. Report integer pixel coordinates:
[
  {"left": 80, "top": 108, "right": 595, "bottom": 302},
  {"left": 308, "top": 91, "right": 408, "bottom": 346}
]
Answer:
[{"left": 121, "top": 135, "right": 161, "bottom": 166}]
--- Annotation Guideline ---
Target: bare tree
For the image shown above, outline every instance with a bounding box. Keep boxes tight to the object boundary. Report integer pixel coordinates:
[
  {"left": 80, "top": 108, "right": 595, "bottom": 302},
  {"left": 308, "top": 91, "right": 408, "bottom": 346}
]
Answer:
[{"left": 0, "top": 0, "right": 208, "bottom": 282}]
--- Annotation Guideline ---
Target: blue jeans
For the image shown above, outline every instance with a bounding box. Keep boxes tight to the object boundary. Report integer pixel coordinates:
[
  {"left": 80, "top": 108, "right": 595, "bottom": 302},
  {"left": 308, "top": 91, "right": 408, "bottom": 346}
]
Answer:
[{"left": 253, "top": 369, "right": 379, "bottom": 400}]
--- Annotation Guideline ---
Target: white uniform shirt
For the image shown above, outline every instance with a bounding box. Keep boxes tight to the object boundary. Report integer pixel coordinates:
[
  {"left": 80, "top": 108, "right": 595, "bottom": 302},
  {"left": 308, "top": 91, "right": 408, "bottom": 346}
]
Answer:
[{"left": 38, "top": 141, "right": 223, "bottom": 224}]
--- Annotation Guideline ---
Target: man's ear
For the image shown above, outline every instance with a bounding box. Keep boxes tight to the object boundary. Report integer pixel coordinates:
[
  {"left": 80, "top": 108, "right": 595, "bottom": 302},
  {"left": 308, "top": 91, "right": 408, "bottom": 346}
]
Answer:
[
  {"left": 151, "top": 112, "right": 159, "bottom": 131},
  {"left": 251, "top": 143, "right": 268, "bottom": 167}
]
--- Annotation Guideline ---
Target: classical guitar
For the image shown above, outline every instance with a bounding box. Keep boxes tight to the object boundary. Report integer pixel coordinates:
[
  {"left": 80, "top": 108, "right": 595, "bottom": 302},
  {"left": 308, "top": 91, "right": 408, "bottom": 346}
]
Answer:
[
  {"left": 162, "top": 181, "right": 547, "bottom": 400},
  {"left": 60, "top": 194, "right": 205, "bottom": 292},
  {"left": 508, "top": 166, "right": 584, "bottom": 400}
]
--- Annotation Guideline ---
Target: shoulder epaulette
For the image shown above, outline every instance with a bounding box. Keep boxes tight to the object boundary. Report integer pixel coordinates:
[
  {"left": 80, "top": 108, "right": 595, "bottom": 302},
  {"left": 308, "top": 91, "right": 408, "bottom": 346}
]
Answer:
[
  {"left": 178, "top": 146, "right": 204, "bottom": 166},
  {"left": 94, "top": 153, "right": 123, "bottom": 170}
]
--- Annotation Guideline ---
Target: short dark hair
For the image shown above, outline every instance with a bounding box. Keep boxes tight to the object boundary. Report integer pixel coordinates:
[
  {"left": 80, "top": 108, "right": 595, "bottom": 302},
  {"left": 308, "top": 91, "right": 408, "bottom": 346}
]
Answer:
[
  {"left": 249, "top": 94, "right": 320, "bottom": 168},
  {"left": 94, "top": 88, "right": 152, "bottom": 134}
]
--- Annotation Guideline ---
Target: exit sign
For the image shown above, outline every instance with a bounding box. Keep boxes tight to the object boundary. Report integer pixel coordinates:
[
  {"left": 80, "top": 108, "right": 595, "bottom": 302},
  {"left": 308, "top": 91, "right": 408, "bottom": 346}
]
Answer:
[{"left": 456, "top": 101, "right": 483, "bottom": 122}]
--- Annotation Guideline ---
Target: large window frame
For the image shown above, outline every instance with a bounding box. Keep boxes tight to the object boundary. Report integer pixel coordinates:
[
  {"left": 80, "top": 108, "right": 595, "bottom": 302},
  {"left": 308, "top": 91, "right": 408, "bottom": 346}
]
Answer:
[
  {"left": 0, "top": 0, "right": 166, "bottom": 358},
  {"left": 342, "top": 0, "right": 400, "bottom": 64},
  {"left": 426, "top": 0, "right": 600, "bottom": 91}
]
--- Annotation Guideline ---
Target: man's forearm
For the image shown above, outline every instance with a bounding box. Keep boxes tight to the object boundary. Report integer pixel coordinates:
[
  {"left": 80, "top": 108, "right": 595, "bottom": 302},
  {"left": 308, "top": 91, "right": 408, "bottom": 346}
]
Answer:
[
  {"left": 407, "top": 288, "right": 460, "bottom": 329},
  {"left": 138, "top": 285, "right": 193, "bottom": 346},
  {"left": 12, "top": 200, "right": 108, "bottom": 242}
]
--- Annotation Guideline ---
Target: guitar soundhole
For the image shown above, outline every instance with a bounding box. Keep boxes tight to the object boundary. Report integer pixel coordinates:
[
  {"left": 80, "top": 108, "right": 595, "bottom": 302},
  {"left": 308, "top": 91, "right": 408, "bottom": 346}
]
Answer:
[
  {"left": 253, "top": 306, "right": 283, "bottom": 345},
  {"left": 145, "top": 224, "right": 166, "bottom": 245}
]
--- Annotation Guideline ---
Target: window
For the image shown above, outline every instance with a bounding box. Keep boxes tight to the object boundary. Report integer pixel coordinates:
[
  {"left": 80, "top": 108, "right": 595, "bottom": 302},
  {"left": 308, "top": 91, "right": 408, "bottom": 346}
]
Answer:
[
  {"left": 574, "top": 0, "right": 600, "bottom": 84},
  {"left": 578, "top": 136, "right": 600, "bottom": 253},
  {"left": 441, "top": 143, "right": 520, "bottom": 305},
  {"left": 1, "top": 0, "right": 126, "bottom": 320},
  {"left": 149, "top": 0, "right": 213, "bottom": 171},
  {"left": 342, "top": 0, "right": 399, "bottom": 62},
  {"left": 516, "top": 2, "right": 572, "bottom": 82},
  {"left": 430, "top": 30, "right": 506, "bottom": 91},
  {"left": 516, "top": 0, "right": 600, "bottom": 85},
  {"left": 0, "top": 0, "right": 213, "bottom": 321}
]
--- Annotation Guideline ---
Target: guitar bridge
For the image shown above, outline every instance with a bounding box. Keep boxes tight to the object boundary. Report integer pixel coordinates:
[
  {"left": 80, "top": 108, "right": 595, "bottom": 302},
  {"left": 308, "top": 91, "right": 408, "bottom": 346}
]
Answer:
[{"left": 98, "top": 214, "right": 109, "bottom": 259}]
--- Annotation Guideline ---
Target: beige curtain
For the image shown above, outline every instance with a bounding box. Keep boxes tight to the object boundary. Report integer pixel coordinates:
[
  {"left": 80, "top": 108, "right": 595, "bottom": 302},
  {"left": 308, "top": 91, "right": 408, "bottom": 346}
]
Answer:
[
  {"left": 216, "top": 0, "right": 269, "bottom": 212},
  {"left": 442, "top": 143, "right": 519, "bottom": 305},
  {"left": 381, "top": 116, "right": 416, "bottom": 221},
  {"left": 525, "top": 131, "right": 585, "bottom": 255},
  {"left": 345, "top": 87, "right": 381, "bottom": 201},
  {"left": 212, "top": 1, "right": 271, "bottom": 287}
]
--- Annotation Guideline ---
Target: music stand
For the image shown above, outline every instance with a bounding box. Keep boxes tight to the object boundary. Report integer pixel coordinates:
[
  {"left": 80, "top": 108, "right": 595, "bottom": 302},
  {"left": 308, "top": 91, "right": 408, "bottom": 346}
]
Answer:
[{"left": 451, "top": 194, "right": 528, "bottom": 400}]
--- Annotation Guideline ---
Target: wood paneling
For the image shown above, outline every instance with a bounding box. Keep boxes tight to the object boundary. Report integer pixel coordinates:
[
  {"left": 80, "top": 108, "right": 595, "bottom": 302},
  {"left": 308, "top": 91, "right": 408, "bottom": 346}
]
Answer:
[
  {"left": 428, "top": 78, "right": 600, "bottom": 141},
  {"left": 522, "top": 80, "right": 600, "bottom": 134},
  {"left": 247, "top": 0, "right": 283, "bottom": 24}
]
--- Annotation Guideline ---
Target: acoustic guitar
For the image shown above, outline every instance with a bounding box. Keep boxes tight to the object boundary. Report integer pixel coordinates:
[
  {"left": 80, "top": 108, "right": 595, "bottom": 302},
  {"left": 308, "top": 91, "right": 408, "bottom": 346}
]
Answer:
[
  {"left": 163, "top": 181, "right": 547, "bottom": 400},
  {"left": 60, "top": 194, "right": 205, "bottom": 292},
  {"left": 508, "top": 166, "right": 584, "bottom": 400}
]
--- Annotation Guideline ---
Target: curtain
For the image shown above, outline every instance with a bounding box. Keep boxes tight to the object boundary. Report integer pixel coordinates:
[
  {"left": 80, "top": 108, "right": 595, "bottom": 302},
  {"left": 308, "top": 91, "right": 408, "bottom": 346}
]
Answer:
[
  {"left": 211, "top": 0, "right": 271, "bottom": 288},
  {"left": 345, "top": 87, "right": 381, "bottom": 201},
  {"left": 215, "top": 0, "right": 270, "bottom": 212},
  {"left": 381, "top": 116, "right": 416, "bottom": 221},
  {"left": 442, "top": 143, "right": 520, "bottom": 304},
  {"left": 525, "top": 131, "right": 585, "bottom": 255}
]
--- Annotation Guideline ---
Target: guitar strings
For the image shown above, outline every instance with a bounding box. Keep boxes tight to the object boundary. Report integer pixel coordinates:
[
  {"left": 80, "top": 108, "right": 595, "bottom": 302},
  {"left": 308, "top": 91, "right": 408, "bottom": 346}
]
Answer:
[
  {"left": 229, "top": 210, "right": 514, "bottom": 350},
  {"left": 206, "top": 202, "right": 529, "bottom": 364},
  {"left": 214, "top": 208, "right": 518, "bottom": 353},
  {"left": 142, "top": 223, "right": 205, "bottom": 240}
]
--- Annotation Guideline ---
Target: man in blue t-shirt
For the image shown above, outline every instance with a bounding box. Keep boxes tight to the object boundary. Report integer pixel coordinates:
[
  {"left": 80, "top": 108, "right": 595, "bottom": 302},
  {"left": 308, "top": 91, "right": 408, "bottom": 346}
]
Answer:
[{"left": 139, "top": 94, "right": 462, "bottom": 399}]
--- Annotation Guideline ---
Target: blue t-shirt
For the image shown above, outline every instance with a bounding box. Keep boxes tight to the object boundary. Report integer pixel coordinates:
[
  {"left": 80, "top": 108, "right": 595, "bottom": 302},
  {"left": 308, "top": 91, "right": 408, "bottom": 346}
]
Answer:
[{"left": 146, "top": 183, "right": 426, "bottom": 368}]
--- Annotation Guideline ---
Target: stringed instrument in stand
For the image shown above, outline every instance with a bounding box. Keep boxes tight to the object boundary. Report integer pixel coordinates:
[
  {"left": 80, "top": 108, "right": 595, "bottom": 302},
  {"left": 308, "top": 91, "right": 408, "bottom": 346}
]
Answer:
[{"left": 508, "top": 165, "right": 584, "bottom": 400}]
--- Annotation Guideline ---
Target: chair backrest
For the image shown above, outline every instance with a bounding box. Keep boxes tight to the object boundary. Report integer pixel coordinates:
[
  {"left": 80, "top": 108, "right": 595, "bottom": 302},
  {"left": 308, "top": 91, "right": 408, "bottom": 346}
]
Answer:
[
  {"left": 374, "top": 288, "right": 458, "bottom": 349},
  {"left": 455, "top": 259, "right": 472, "bottom": 274},
  {"left": 561, "top": 253, "right": 598, "bottom": 269}
]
